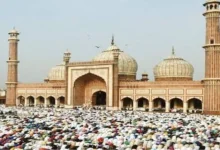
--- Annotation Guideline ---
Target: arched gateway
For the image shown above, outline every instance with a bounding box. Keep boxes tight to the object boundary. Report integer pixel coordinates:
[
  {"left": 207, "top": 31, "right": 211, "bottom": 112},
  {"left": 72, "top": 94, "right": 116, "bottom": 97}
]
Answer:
[
  {"left": 73, "top": 73, "right": 106, "bottom": 106},
  {"left": 92, "top": 91, "right": 106, "bottom": 106}
]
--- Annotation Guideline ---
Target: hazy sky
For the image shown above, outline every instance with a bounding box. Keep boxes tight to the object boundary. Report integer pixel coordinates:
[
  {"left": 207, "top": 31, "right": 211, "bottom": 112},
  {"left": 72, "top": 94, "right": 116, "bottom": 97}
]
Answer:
[{"left": 0, "top": 0, "right": 205, "bottom": 88}]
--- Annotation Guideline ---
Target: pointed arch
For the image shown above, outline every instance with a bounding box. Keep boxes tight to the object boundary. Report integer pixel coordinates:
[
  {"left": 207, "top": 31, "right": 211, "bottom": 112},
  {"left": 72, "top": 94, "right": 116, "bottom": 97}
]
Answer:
[
  {"left": 136, "top": 97, "right": 149, "bottom": 108},
  {"left": 74, "top": 73, "right": 106, "bottom": 106},
  {"left": 122, "top": 97, "right": 133, "bottom": 109},
  {"left": 152, "top": 98, "right": 165, "bottom": 112},
  {"left": 92, "top": 91, "right": 106, "bottom": 106},
  {"left": 74, "top": 72, "right": 107, "bottom": 86},
  {"left": 57, "top": 96, "right": 65, "bottom": 107},
  {"left": 47, "top": 96, "right": 56, "bottom": 106},
  {"left": 36, "top": 96, "right": 45, "bottom": 106},
  {"left": 170, "top": 98, "right": 183, "bottom": 109},
  {"left": 17, "top": 96, "right": 25, "bottom": 106},
  {"left": 26, "top": 96, "right": 35, "bottom": 107},
  {"left": 188, "top": 98, "right": 202, "bottom": 110}
]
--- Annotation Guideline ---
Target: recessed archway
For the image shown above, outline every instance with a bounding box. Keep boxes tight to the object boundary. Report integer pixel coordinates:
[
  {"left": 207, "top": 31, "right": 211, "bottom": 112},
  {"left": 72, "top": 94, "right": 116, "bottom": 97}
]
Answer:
[
  {"left": 36, "top": 96, "right": 45, "bottom": 106},
  {"left": 58, "top": 96, "right": 65, "bottom": 106},
  {"left": 170, "top": 98, "right": 183, "bottom": 109},
  {"left": 153, "top": 98, "right": 165, "bottom": 112},
  {"left": 47, "top": 96, "right": 55, "bottom": 106},
  {"left": 137, "top": 97, "right": 149, "bottom": 108},
  {"left": 122, "top": 97, "right": 133, "bottom": 109},
  {"left": 74, "top": 73, "right": 106, "bottom": 106},
  {"left": 17, "top": 96, "right": 25, "bottom": 106},
  {"left": 0, "top": 99, "right": 5, "bottom": 104},
  {"left": 188, "top": 98, "right": 202, "bottom": 109},
  {"left": 27, "top": 96, "right": 35, "bottom": 107},
  {"left": 92, "top": 91, "right": 106, "bottom": 106}
]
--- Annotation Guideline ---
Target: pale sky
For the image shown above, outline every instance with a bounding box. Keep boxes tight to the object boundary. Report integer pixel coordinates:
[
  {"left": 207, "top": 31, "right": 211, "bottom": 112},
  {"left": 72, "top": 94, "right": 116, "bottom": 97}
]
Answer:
[{"left": 0, "top": 0, "right": 205, "bottom": 88}]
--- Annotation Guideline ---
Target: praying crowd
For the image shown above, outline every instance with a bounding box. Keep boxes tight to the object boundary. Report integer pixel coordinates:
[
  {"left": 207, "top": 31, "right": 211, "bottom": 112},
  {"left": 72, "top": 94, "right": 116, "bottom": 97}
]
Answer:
[{"left": 0, "top": 105, "right": 220, "bottom": 150}]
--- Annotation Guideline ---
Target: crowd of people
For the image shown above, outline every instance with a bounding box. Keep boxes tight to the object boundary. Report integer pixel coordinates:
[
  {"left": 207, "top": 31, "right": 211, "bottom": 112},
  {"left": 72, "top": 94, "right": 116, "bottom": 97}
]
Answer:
[{"left": 0, "top": 105, "right": 219, "bottom": 150}]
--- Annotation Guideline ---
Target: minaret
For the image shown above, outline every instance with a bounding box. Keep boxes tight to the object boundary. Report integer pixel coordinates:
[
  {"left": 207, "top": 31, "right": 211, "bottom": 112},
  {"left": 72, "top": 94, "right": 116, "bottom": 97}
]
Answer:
[
  {"left": 203, "top": 0, "right": 220, "bottom": 114},
  {"left": 6, "top": 28, "right": 20, "bottom": 106}
]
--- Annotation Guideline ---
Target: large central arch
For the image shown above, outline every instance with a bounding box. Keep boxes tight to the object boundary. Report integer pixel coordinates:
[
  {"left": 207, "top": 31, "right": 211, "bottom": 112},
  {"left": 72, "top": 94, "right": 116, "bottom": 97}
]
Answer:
[{"left": 74, "top": 73, "right": 106, "bottom": 106}]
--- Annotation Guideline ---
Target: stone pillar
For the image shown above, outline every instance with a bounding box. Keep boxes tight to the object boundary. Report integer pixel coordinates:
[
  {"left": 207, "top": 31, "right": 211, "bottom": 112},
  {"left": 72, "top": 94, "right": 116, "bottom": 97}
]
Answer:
[
  {"left": 183, "top": 102, "right": 188, "bottom": 113},
  {"left": 112, "top": 51, "right": 119, "bottom": 109},
  {"left": 6, "top": 28, "right": 20, "bottom": 106},
  {"left": 26, "top": 98, "right": 29, "bottom": 106},
  {"left": 34, "top": 98, "right": 37, "bottom": 107},
  {"left": 16, "top": 98, "right": 18, "bottom": 106},
  {"left": 149, "top": 101, "right": 153, "bottom": 112},
  {"left": 133, "top": 100, "right": 138, "bottom": 111},
  {"left": 44, "top": 99, "right": 47, "bottom": 107},
  {"left": 119, "top": 100, "right": 123, "bottom": 110},
  {"left": 166, "top": 101, "right": 170, "bottom": 113},
  {"left": 56, "top": 98, "right": 60, "bottom": 107},
  {"left": 24, "top": 98, "right": 28, "bottom": 107}
]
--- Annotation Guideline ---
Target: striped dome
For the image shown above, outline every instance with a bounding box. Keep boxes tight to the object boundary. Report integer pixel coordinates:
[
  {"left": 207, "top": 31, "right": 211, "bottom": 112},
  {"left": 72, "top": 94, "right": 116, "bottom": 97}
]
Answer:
[
  {"left": 153, "top": 48, "right": 194, "bottom": 80},
  {"left": 48, "top": 62, "right": 65, "bottom": 81},
  {"left": 92, "top": 38, "right": 138, "bottom": 76}
]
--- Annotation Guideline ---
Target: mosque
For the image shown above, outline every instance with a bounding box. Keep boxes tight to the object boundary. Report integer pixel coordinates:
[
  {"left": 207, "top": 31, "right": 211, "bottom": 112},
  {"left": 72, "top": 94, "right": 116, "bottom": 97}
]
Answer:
[{"left": 2, "top": 0, "right": 220, "bottom": 114}]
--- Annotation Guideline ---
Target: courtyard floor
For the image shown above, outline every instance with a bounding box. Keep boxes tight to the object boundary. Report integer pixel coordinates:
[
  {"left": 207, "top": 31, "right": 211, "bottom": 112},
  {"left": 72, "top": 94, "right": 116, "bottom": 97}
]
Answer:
[{"left": 0, "top": 105, "right": 219, "bottom": 150}]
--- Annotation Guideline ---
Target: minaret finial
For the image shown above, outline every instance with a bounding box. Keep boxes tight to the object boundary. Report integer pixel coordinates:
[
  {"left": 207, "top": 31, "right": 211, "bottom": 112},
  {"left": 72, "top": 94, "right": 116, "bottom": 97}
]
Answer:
[
  {"left": 172, "top": 46, "right": 175, "bottom": 55},
  {"left": 111, "top": 34, "right": 114, "bottom": 45}
]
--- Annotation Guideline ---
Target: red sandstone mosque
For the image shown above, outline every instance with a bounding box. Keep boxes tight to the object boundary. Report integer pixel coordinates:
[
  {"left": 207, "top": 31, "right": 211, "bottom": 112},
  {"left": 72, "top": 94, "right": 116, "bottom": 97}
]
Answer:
[{"left": 2, "top": 0, "right": 220, "bottom": 114}]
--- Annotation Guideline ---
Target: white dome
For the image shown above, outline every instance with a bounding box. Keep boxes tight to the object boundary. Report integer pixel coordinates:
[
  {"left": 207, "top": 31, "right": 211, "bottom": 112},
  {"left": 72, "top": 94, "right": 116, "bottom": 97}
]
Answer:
[
  {"left": 92, "top": 39, "right": 138, "bottom": 76},
  {"left": 153, "top": 49, "right": 194, "bottom": 80},
  {"left": 48, "top": 62, "right": 65, "bottom": 81}
]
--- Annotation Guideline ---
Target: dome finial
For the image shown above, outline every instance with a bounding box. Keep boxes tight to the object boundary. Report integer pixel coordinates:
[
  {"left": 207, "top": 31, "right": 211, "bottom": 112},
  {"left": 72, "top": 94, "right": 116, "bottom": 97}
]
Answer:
[
  {"left": 172, "top": 46, "right": 175, "bottom": 55},
  {"left": 111, "top": 34, "right": 114, "bottom": 45}
]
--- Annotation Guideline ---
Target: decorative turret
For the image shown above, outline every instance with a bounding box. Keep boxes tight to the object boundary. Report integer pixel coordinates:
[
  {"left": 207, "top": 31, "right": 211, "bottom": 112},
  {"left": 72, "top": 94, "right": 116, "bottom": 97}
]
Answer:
[
  {"left": 44, "top": 77, "right": 49, "bottom": 83},
  {"left": 63, "top": 49, "right": 71, "bottom": 64},
  {"left": 63, "top": 50, "right": 71, "bottom": 106},
  {"left": 141, "top": 73, "right": 149, "bottom": 81}
]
